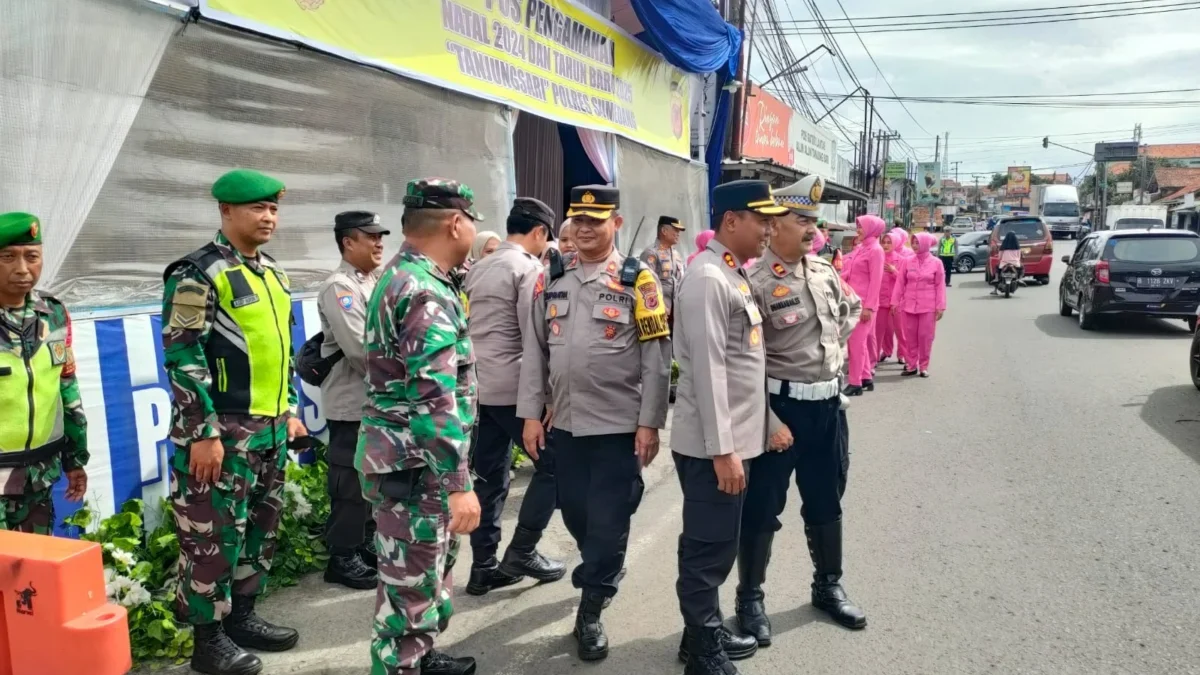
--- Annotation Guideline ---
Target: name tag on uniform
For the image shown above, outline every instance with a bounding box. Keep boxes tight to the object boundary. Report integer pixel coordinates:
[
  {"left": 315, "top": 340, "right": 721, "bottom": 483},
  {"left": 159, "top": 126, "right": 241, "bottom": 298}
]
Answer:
[
  {"left": 745, "top": 302, "right": 763, "bottom": 325},
  {"left": 232, "top": 294, "right": 260, "bottom": 308}
]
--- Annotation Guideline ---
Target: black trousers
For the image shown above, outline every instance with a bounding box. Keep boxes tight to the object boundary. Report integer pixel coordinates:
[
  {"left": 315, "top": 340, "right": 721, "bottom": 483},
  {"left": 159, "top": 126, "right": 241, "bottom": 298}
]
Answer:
[
  {"left": 468, "top": 404, "right": 558, "bottom": 561},
  {"left": 940, "top": 255, "right": 954, "bottom": 284},
  {"left": 554, "top": 429, "right": 642, "bottom": 598},
  {"left": 742, "top": 394, "right": 846, "bottom": 536},
  {"left": 326, "top": 420, "right": 373, "bottom": 552},
  {"left": 675, "top": 451, "right": 749, "bottom": 629}
]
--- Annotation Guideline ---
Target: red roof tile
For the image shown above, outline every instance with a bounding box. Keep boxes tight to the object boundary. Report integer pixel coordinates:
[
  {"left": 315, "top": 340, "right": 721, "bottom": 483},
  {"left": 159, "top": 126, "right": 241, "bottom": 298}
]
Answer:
[
  {"left": 1143, "top": 144, "right": 1200, "bottom": 160},
  {"left": 1155, "top": 167, "right": 1200, "bottom": 190}
]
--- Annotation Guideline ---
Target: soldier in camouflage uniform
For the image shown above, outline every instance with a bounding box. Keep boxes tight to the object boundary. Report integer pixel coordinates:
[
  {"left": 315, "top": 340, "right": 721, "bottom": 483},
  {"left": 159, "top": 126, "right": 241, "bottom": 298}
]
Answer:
[
  {"left": 0, "top": 212, "right": 88, "bottom": 534},
  {"left": 162, "top": 170, "right": 306, "bottom": 675},
  {"left": 358, "top": 179, "right": 483, "bottom": 675}
]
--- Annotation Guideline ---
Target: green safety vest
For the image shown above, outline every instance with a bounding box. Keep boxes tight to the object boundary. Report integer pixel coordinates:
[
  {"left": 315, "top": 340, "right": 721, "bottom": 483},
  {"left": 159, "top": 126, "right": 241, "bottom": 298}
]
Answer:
[
  {"left": 0, "top": 297, "right": 68, "bottom": 466},
  {"left": 939, "top": 237, "right": 956, "bottom": 256},
  {"left": 166, "top": 243, "right": 293, "bottom": 417}
]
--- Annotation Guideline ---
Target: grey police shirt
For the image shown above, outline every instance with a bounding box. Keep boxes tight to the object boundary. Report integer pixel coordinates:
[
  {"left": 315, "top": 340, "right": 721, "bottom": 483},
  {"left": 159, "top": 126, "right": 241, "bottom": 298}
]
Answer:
[
  {"left": 517, "top": 247, "right": 671, "bottom": 436},
  {"left": 317, "top": 260, "right": 379, "bottom": 422},
  {"left": 639, "top": 243, "right": 684, "bottom": 314},
  {"left": 670, "top": 239, "right": 768, "bottom": 461},
  {"left": 463, "top": 241, "right": 542, "bottom": 407}
]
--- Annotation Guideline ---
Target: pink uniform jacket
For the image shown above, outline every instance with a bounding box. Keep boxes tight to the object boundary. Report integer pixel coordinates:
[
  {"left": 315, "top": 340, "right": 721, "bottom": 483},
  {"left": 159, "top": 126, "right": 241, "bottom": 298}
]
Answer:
[
  {"left": 892, "top": 233, "right": 946, "bottom": 313},
  {"left": 808, "top": 231, "right": 827, "bottom": 258},
  {"left": 845, "top": 217, "right": 886, "bottom": 311},
  {"left": 879, "top": 231, "right": 905, "bottom": 308}
]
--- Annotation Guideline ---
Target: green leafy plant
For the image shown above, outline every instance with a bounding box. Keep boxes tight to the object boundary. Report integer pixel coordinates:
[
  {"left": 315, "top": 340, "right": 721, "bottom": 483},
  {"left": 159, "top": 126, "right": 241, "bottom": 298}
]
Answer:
[
  {"left": 671, "top": 360, "right": 679, "bottom": 386},
  {"left": 64, "top": 457, "right": 332, "bottom": 665},
  {"left": 510, "top": 443, "right": 529, "bottom": 469}
]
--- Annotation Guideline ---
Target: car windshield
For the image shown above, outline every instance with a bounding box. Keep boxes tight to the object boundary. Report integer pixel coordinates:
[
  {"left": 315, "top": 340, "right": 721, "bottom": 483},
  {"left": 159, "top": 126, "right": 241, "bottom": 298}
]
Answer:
[
  {"left": 1043, "top": 202, "right": 1079, "bottom": 217},
  {"left": 1105, "top": 237, "right": 1200, "bottom": 263},
  {"left": 958, "top": 233, "right": 984, "bottom": 245},
  {"left": 1114, "top": 218, "right": 1164, "bottom": 230},
  {"left": 997, "top": 219, "right": 1045, "bottom": 240}
]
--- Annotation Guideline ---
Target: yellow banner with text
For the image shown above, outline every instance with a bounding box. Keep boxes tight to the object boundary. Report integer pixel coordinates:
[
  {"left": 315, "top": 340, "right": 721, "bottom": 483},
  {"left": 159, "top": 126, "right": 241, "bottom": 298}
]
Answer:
[{"left": 200, "top": 0, "right": 690, "bottom": 158}]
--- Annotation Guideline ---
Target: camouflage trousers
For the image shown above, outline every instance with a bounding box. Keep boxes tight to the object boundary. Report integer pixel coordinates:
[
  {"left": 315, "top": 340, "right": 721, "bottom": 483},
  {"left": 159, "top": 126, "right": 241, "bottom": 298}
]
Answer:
[
  {"left": 0, "top": 488, "right": 54, "bottom": 535},
  {"left": 363, "top": 469, "right": 459, "bottom": 675},
  {"left": 170, "top": 421, "right": 287, "bottom": 625}
]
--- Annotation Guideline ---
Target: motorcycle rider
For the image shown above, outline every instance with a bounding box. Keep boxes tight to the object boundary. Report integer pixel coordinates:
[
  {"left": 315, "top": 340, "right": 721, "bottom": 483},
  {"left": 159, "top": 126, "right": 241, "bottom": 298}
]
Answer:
[{"left": 991, "top": 232, "right": 1023, "bottom": 296}]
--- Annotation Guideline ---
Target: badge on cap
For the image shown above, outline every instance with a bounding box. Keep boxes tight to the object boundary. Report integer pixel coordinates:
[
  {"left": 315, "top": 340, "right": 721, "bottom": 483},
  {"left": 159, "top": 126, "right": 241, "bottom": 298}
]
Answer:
[
  {"left": 581, "top": 191, "right": 596, "bottom": 204},
  {"left": 29, "top": 222, "right": 39, "bottom": 241},
  {"left": 771, "top": 262, "right": 787, "bottom": 278},
  {"left": 723, "top": 252, "right": 736, "bottom": 269},
  {"left": 772, "top": 285, "right": 790, "bottom": 298}
]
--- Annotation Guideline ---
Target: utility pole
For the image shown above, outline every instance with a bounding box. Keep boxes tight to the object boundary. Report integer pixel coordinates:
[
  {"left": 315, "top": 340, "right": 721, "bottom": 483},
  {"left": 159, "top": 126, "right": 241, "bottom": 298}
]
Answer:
[
  {"left": 974, "top": 174, "right": 981, "bottom": 213},
  {"left": 1134, "top": 122, "right": 1145, "bottom": 204},
  {"left": 950, "top": 161, "right": 961, "bottom": 184},
  {"left": 934, "top": 135, "right": 940, "bottom": 164},
  {"left": 942, "top": 132, "right": 950, "bottom": 178}
]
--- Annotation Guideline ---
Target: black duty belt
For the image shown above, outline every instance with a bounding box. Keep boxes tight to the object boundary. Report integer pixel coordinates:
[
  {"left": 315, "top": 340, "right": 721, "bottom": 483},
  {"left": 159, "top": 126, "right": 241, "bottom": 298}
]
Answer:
[{"left": 0, "top": 437, "right": 68, "bottom": 469}]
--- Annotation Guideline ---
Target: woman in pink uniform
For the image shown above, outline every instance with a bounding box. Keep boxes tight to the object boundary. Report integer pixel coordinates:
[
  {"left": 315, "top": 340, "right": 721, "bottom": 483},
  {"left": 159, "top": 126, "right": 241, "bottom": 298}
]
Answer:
[
  {"left": 688, "top": 229, "right": 715, "bottom": 266},
  {"left": 808, "top": 230, "right": 827, "bottom": 258},
  {"left": 892, "top": 232, "right": 946, "bottom": 378},
  {"left": 842, "top": 215, "right": 886, "bottom": 396},
  {"left": 876, "top": 230, "right": 905, "bottom": 362},
  {"left": 889, "top": 228, "right": 915, "bottom": 366}
]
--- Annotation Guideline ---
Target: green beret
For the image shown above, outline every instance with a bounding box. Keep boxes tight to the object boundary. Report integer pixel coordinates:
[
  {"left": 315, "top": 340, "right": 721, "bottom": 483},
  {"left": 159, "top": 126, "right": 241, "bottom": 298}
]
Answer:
[
  {"left": 0, "top": 212, "right": 42, "bottom": 248},
  {"left": 211, "top": 169, "right": 286, "bottom": 205}
]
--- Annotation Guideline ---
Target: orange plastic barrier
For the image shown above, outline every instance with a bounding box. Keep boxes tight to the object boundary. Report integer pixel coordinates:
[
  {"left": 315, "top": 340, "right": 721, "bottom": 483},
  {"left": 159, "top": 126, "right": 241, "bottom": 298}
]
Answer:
[{"left": 0, "top": 530, "right": 131, "bottom": 675}]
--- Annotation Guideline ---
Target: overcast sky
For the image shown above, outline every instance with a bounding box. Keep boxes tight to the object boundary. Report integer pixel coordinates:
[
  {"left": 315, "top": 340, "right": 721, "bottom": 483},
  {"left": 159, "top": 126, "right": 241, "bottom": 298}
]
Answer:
[{"left": 750, "top": 0, "right": 1200, "bottom": 182}]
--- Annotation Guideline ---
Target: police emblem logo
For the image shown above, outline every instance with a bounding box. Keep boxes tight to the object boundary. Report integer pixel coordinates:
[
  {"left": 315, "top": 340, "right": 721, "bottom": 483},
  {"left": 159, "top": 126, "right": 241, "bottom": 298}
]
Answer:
[
  {"left": 749, "top": 326, "right": 761, "bottom": 346},
  {"left": 771, "top": 262, "right": 787, "bottom": 278},
  {"left": 581, "top": 191, "right": 596, "bottom": 204},
  {"left": 602, "top": 307, "right": 620, "bottom": 319},
  {"left": 606, "top": 278, "right": 624, "bottom": 292},
  {"left": 782, "top": 312, "right": 799, "bottom": 325},
  {"left": 809, "top": 178, "right": 824, "bottom": 203},
  {"left": 550, "top": 321, "right": 562, "bottom": 336},
  {"left": 723, "top": 252, "right": 736, "bottom": 269},
  {"left": 336, "top": 292, "right": 354, "bottom": 311},
  {"left": 605, "top": 261, "right": 618, "bottom": 275},
  {"left": 639, "top": 283, "right": 660, "bottom": 310},
  {"left": 48, "top": 340, "right": 67, "bottom": 366},
  {"left": 772, "top": 285, "right": 790, "bottom": 297},
  {"left": 604, "top": 324, "right": 618, "bottom": 340},
  {"left": 549, "top": 304, "right": 559, "bottom": 318}
]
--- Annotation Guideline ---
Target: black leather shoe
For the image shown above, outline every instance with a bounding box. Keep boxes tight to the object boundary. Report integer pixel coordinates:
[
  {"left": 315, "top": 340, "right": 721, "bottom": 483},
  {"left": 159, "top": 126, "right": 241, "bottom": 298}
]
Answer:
[
  {"left": 735, "top": 531, "right": 774, "bottom": 646},
  {"left": 573, "top": 592, "right": 609, "bottom": 661},
  {"left": 420, "top": 649, "right": 477, "bottom": 674},
  {"left": 499, "top": 526, "right": 566, "bottom": 583},
  {"left": 223, "top": 596, "right": 299, "bottom": 652},
  {"left": 191, "top": 623, "right": 262, "bottom": 675},
  {"left": 324, "top": 553, "right": 377, "bottom": 590},
  {"left": 466, "top": 558, "right": 524, "bottom": 596},
  {"left": 677, "top": 625, "right": 758, "bottom": 662},
  {"left": 842, "top": 385, "right": 864, "bottom": 397},
  {"left": 805, "top": 522, "right": 867, "bottom": 630},
  {"left": 358, "top": 538, "right": 378, "bottom": 569},
  {"left": 682, "top": 626, "right": 740, "bottom": 675},
  {"left": 901, "top": 368, "right": 919, "bottom": 377},
  {"left": 602, "top": 567, "right": 627, "bottom": 609},
  {"left": 862, "top": 379, "right": 875, "bottom": 392}
]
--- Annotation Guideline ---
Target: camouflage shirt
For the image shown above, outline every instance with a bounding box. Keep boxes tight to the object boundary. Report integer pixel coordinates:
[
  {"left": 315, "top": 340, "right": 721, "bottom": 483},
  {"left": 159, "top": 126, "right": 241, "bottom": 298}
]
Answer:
[
  {"left": 0, "top": 292, "right": 88, "bottom": 494},
  {"left": 358, "top": 242, "right": 476, "bottom": 492},
  {"left": 161, "top": 232, "right": 299, "bottom": 446}
]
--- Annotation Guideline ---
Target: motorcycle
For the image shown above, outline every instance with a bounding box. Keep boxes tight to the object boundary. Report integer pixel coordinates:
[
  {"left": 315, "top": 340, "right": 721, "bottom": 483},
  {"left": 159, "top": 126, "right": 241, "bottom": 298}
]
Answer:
[{"left": 995, "top": 263, "right": 1021, "bottom": 298}]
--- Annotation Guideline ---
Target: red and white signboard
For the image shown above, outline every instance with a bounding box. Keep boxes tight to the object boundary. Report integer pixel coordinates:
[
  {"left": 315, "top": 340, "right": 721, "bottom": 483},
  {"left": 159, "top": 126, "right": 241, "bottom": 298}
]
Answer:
[{"left": 741, "top": 84, "right": 839, "bottom": 179}]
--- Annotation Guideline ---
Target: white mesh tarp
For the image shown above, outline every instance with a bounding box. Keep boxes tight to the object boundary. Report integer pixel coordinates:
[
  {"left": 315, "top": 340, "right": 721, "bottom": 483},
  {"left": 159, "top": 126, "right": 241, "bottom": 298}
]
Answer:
[
  {"left": 5, "top": 12, "right": 513, "bottom": 310},
  {"left": 614, "top": 136, "right": 709, "bottom": 256}
]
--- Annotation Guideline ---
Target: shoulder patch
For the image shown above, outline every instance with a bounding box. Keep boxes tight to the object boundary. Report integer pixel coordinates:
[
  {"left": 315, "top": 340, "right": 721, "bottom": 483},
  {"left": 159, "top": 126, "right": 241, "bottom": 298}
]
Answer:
[
  {"left": 167, "top": 278, "right": 210, "bottom": 330},
  {"left": 633, "top": 269, "right": 669, "bottom": 341},
  {"left": 723, "top": 252, "right": 737, "bottom": 269},
  {"left": 533, "top": 271, "right": 546, "bottom": 299},
  {"left": 337, "top": 291, "right": 354, "bottom": 311},
  {"left": 771, "top": 262, "right": 788, "bottom": 278}
]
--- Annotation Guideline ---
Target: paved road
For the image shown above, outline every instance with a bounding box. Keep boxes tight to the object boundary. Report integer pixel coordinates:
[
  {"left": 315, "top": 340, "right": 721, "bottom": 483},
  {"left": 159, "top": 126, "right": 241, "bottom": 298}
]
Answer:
[{"left": 147, "top": 240, "right": 1200, "bottom": 674}]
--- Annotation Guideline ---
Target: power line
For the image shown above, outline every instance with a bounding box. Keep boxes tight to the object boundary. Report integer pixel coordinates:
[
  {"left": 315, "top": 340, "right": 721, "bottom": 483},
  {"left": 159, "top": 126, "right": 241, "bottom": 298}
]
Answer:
[
  {"left": 760, "top": 2, "right": 1200, "bottom": 35},
  {"left": 775, "top": 0, "right": 1172, "bottom": 23}
]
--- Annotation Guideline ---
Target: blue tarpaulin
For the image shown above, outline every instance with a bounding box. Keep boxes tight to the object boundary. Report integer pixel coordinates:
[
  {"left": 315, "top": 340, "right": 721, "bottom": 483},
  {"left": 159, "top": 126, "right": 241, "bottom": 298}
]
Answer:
[{"left": 630, "top": 0, "right": 742, "bottom": 78}]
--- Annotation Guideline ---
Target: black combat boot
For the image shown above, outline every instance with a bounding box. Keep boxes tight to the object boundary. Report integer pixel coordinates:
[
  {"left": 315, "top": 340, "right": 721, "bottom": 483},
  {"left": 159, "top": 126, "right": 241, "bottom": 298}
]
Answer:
[
  {"left": 735, "top": 531, "right": 774, "bottom": 646},
  {"left": 806, "top": 521, "right": 867, "bottom": 630},
  {"left": 676, "top": 623, "right": 758, "bottom": 662},
  {"left": 862, "top": 378, "right": 875, "bottom": 392},
  {"left": 190, "top": 622, "right": 262, "bottom": 675},
  {"left": 573, "top": 592, "right": 609, "bottom": 661},
  {"left": 358, "top": 536, "right": 378, "bottom": 569},
  {"left": 466, "top": 557, "right": 524, "bottom": 596},
  {"left": 499, "top": 525, "right": 567, "bottom": 582},
  {"left": 842, "top": 384, "right": 864, "bottom": 397},
  {"left": 420, "top": 648, "right": 477, "bottom": 674},
  {"left": 324, "top": 551, "right": 378, "bottom": 590},
  {"left": 223, "top": 595, "right": 300, "bottom": 651},
  {"left": 682, "top": 626, "right": 740, "bottom": 675}
]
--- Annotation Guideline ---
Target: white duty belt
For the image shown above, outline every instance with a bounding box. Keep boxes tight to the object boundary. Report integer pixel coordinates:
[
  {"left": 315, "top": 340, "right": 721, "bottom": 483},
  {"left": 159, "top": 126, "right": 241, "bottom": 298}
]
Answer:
[{"left": 767, "top": 377, "right": 840, "bottom": 401}]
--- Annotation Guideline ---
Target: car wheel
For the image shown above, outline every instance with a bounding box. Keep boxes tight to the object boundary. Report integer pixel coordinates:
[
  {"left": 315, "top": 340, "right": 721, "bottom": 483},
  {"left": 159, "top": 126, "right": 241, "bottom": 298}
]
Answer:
[
  {"left": 1188, "top": 316, "right": 1198, "bottom": 333},
  {"left": 1037, "top": 275, "right": 1050, "bottom": 285},
  {"left": 1077, "top": 294, "right": 1096, "bottom": 330},
  {"left": 1058, "top": 285, "right": 1072, "bottom": 317},
  {"left": 956, "top": 256, "right": 974, "bottom": 274},
  {"left": 1191, "top": 331, "right": 1200, "bottom": 391}
]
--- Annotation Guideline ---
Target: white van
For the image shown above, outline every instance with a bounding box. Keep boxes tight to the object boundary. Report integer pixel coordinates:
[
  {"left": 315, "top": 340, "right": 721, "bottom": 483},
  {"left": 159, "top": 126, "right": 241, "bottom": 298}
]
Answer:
[{"left": 1040, "top": 184, "right": 1082, "bottom": 239}]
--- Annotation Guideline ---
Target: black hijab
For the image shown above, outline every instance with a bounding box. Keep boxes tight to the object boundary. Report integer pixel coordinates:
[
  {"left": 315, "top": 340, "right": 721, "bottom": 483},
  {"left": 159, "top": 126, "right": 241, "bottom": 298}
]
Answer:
[{"left": 1001, "top": 232, "right": 1020, "bottom": 251}]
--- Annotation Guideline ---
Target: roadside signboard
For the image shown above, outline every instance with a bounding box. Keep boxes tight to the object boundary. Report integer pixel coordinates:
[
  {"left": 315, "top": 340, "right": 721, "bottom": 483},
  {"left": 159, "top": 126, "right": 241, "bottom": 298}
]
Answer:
[
  {"left": 1117, "top": 181, "right": 1134, "bottom": 195},
  {"left": 1007, "top": 166, "right": 1031, "bottom": 196},
  {"left": 1094, "top": 141, "right": 1140, "bottom": 163},
  {"left": 884, "top": 161, "right": 907, "bottom": 180},
  {"left": 916, "top": 162, "right": 941, "bottom": 203}
]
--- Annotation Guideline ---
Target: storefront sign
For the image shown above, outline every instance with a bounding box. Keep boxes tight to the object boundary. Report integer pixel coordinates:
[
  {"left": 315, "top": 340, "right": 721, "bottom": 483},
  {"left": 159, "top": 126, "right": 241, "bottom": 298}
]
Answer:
[
  {"left": 199, "top": 0, "right": 690, "bottom": 158},
  {"left": 51, "top": 300, "right": 327, "bottom": 535},
  {"left": 742, "top": 85, "right": 838, "bottom": 179}
]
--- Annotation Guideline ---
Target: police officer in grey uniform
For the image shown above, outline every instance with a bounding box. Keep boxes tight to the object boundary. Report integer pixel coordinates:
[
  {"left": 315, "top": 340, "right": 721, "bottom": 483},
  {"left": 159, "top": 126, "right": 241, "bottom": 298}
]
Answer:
[
  {"left": 462, "top": 197, "right": 566, "bottom": 596},
  {"left": 317, "top": 211, "right": 389, "bottom": 589},
  {"left": 736, "top": 175, "right": 867, "bottom": 646},
  {"left": 518, "top": 185, "right": 671, "bottom": 662},
  {"left": 638, "top": 216, "right": 686, "bottom": 331},
  {"left": 671, "top": 181, "right": 789, "bottom": 675}
]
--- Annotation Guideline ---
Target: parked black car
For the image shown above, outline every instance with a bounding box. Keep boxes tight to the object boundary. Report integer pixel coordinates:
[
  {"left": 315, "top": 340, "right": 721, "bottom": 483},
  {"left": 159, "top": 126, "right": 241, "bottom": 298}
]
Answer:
[{"left": 1058, "top": 229, "right": 1200, "bottom": 331}]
